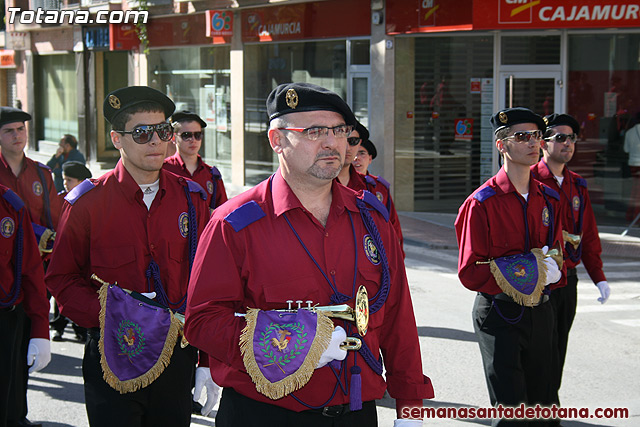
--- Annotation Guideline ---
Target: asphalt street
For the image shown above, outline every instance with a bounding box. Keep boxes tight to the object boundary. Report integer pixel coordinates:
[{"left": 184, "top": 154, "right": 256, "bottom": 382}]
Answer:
[{"left": 24, "top": 243, "right": 639, "bottom": 426}]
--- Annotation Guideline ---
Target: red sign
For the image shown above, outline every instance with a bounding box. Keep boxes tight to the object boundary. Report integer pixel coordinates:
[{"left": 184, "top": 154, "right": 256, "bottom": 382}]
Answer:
[
  {"left": 148, "top": 14, "right": 212, "bottom": 47},
  {"left": 387, "top": 0, "right": 473, "bottom": 34},
  {"left": 474, "top": 0, "right": 640, "bottom": 29},
  {"left": 206, "top": 10, "right": 233, "bottom": 43},
  {"left": 242, "top": 0, "right": 369, "bottom": 43},
  {"left": 0, "top": 50, "right": 16, "bottom": 68},
  {"left": 455, "top": 118, "right": 474, "bottom": 141},
  {"left": 109, "top": 24, "right": 139, "bottom": 51}
]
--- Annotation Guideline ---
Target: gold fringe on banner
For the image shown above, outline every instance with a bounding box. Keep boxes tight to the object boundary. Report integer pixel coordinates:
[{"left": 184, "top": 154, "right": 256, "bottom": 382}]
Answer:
[
  {"left": 239, "top": 308, "right": 334, "bottom": 400},
  {"left": 97, "top": 284, "right": 182, "bottom": 394},
  {"left": 490, "top": 248, "right": 548, "bottom": 307}
]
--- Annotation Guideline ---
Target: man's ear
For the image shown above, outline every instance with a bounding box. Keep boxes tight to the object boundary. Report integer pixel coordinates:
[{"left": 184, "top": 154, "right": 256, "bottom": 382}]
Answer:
[
  {"left": 268, "top": 128, "right": 283, "bottom": 154},
  {"left": 110, "top": 130, "right": 122, "bottom": 150},
  {"left": 496, "top": 138, "right": 506, "bottom": 154}
]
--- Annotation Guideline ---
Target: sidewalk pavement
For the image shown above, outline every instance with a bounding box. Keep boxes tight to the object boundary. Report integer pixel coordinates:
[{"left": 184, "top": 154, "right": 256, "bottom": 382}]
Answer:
[{"left": 398, "top": 212, "right": 640, "bottom": 260}]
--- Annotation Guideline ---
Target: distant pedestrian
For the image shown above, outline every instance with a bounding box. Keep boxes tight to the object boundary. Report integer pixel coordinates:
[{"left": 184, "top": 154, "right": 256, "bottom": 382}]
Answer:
[{"left": 46, "top": 134, "right": 86, "bottom": 193}]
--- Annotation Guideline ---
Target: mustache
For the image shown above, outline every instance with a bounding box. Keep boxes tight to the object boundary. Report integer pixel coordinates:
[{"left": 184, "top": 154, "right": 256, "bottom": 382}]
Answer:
[{"left": 314, "top": 150, "right": 342, "bottom": 161}]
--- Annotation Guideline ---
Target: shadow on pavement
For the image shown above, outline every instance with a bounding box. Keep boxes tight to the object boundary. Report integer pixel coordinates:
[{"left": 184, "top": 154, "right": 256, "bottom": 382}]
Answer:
[{"left": 417, "top": 326, "right": 477, "bottom": 342}]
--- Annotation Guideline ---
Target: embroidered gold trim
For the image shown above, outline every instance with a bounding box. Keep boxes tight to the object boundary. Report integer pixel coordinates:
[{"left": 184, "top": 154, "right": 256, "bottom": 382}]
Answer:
[{"left": 489, "top": 248, "right": 547, "bottom": 307}]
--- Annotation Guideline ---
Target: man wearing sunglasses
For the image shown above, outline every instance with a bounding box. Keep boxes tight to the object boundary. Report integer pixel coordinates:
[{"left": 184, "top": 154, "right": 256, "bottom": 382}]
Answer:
[
  {"left": 164, "top": 111, "right": 228, "bottom": 214},
  {"left": 336, "top": 121, "right": 405, "bottom": 257},
  {"left": 46, "top": 86, "right": 211, "bottom": 427},
  {"left": 532, "top": 113, "right": 609, "bottom": 409},
  {"left": 455, "top": 107, "right": 566, "bottom": 425},
  {"left": 185, "top": 82, "right": 433, "bottom": 426}
]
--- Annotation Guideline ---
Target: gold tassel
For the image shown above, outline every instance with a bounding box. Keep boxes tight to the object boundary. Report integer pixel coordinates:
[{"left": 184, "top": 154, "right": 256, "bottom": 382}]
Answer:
[{"left": 489, "top": 249, "right": 547, "bottom": 307}]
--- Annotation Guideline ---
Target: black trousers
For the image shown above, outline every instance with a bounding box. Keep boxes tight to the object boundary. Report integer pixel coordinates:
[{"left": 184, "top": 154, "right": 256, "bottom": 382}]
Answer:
[
  {"left": 0, "top": 304, "right": 29, "bottom": 427},
  {"left": 550, "top": 272, "right": 578, "bottom": 404},
  {"left": 473, "top": 293, "right": 556, "bottom": 426},
  {"left": 83, "top": 330, "right": 197, "bottom": 427},
  {"left": 216, "top": 387, "right": 378, "bottom": 427}
]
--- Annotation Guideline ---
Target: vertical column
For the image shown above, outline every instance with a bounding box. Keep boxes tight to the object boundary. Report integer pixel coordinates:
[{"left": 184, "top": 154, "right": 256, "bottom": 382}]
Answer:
[{"left": 230, "top": 10, "right": 245, "bottom": 187}]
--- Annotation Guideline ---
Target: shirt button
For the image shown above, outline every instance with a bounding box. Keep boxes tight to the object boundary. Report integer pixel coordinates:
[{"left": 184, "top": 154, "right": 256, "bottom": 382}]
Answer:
[
  {"left": 150, "top": 244, "right": 155, "bottom": 250},
  {"left": 330, "top": 269, "right": 336, "bottom": 276},
  {"left": 325, "top": 232, "right": 329, "bottom": 237}
]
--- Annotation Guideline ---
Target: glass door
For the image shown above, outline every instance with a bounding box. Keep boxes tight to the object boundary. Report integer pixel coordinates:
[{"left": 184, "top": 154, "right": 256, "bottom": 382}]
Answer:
[{"left": 499, "top": 71, "right": 562, "bottom": 116}]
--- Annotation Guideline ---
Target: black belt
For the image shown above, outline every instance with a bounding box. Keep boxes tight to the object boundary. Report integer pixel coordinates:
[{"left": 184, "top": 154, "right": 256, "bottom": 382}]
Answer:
[
  {"left": 88, "top": 327, "right": 100, "bottom": 340},
  {"left": 0, "top": 305, "right": 16, "bottom": 313},
  {"left": 482, "top": 292, "right": 549, "bottom": 307},
  {"left": 567, "top": 268, "right": 577, "bottom": 277}
]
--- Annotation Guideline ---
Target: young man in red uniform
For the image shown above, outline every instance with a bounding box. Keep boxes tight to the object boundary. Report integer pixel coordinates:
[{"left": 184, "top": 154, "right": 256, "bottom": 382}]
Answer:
[
  {"left": 185, "top": 83, "right": 433, "bottom": 426},
  {"left": 45, "top": 87, "right": 213, "bottom": 427},
  {"left": 353, "top": 138, "right": 376, "bottom": 175},
  {"left": 532, "top": 113, "right": 610, "bottom": 405},
  {"left": 455, "top": 107, "right": 565, "bottom": 426},
  {"left": 336, "top": 121, "right": 405, "bottom": 256},
  {"left": 1, "top": 184, "right": 51, "bottom": 427},
  {"left": 164, "top": 110, "right": 228, "bottom": 213}
]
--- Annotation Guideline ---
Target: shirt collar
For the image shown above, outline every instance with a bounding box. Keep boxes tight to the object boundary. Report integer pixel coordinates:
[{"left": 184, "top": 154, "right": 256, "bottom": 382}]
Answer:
[
  {"left": 113, "top": 160, "right": 167, "bottom": 202},
  {"left": 494, "top": 166, "right": 542, "bottom": 197}
]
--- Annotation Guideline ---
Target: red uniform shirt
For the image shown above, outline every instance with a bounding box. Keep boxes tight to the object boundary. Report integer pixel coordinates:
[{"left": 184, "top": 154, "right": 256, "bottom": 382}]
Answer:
[
  {"left": 455, "top": 167, "right": 566, "bottom": 294},
  {"left": 343, "top": 166, "right": 405, "bottom": 256},
  {"left": 0, "top": 153, "right": 62, "bottom": 230},
  {"left": 0, "top": 184, "right": 49, "bottom": 338},
  {"left": 531, "top": 161, "right": 606, "bottom": 283},
  {"left": 185, "top": 171, "right": 433, "bottom": 412},
  {"left": 45, "top": 160, "right": 209, "bottom": 328},
  {"left": 163, "top": 153, "right": 228, "bottom": 211}
]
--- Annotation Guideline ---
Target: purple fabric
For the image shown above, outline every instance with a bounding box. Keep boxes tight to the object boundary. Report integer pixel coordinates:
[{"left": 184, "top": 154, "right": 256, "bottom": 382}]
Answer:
[
  {"left": 253, "top": 309, "right": 317, "bottom": 383},
  {"left": 493, "top": 252, "right": 539, "bottom": 295},
  {"left": 103, "top": 286, "right": 173, "bottom": 381}
]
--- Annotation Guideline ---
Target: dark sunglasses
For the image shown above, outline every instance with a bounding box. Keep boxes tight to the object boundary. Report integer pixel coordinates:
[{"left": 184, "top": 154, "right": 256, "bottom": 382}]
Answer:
[
  {"left": 504, "top": 130, "right": 543, "bottom": 143},
  {"left": 116, "top": 123, "right": 173, "bottom": 144},
  {"left": 546, "top": 133, "right": 577, "bottom": 144},
  {"left": 347, "top": 137, "right": 362, "bottom": 146},
  {"left": 178, "top": 131, "right": 203, "bottom": 141}
]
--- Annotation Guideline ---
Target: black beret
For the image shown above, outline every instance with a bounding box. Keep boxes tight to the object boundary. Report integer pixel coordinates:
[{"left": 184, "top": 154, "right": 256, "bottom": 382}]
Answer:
[
  {"left": 543, "top": 113, "right": 580, "bottom": 135},
  {"left": 62, "top": 161, "right": 92, "bottom": 180},
  {"left": 361, "top": 139, "right": 377, "bottom": 159},
  {"left": 354, "top": 120, "right": 369, "bottom": 141},
  {"left": 266, "top": 83, "right": 356, "bottom": 126},
  {"left": 490, "top": 107, "right": 545, "bottom": 134},
  {"left": 170, "top": 110, "right": 207, "bottom": 128},
  {"left": 0, "top": 107, "right": 31, "bottom": 128},
  {"left": 103, "top": 86, "right": 175, "bottom": 124}
]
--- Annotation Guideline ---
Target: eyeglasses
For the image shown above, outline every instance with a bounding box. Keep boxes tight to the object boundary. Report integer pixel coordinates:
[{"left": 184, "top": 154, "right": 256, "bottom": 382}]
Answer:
[
  {"left": 545, "top": 133, "right": 577, "bottom": 144},
  {"left": 347, "top": 137, "right": 362, "bottom": 146},
  {"left": 278, "top": 125, "right": 354, "bottom": 141},
  {"left": 178, "top": 131, "right": 203, "bottom": 141},
  {"left": 115, "top": 123, "right": 173, "bottom": 144},
  {"left": 503, "top": 130, "right": 543, "bottom": 143}
]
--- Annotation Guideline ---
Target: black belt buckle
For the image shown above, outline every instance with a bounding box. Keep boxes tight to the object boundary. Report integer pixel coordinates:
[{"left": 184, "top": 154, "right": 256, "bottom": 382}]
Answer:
[
  {"left": 1, "top": 305, "right": 16, "bottom": 313},
  {"left": 322, "top": 404, "right": 347, "bottom": 417}
]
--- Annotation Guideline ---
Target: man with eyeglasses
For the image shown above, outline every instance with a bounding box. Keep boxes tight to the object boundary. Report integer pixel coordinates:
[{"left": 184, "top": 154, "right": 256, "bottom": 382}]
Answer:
[
  {"left": 185, "top": 82, "right": 433, "bottom": 426},
  {"left": 531, "top": 113, "right": 609, "bottom": 409},
  {"left": 46, "top": 86, "right": 211, "bottom": 427},
  {"left": 455, "top": 107, "right": 566, "bottom": 425},
  {"left": 336, "top": 121, "right": 405, "bottom": 257},
  {"left": 164, "top": 110, "right": 228, "bottom": 214}
]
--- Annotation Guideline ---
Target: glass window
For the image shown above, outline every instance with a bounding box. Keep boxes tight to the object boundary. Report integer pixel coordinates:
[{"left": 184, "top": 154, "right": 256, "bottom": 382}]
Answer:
[
  {"left": 351, "top": 39, "right": 370, "bottom": 65},
  {"left": 243, "top": 41, "right": 347, "bottom": 185},
  {"left": 395, "top": 35, "right": 493, "bottom": 212},
  {"left": 568, "top": 34, "right": 640, "bottom": 227},
  {"left": 148, "top": 46, "right": 232, "bottom": 179},
  {"left": 35, "top": 54, "right": 78, "bottom": 145},
  {"left": 501, "top": 35, "right": 560, "bottom": 65}
]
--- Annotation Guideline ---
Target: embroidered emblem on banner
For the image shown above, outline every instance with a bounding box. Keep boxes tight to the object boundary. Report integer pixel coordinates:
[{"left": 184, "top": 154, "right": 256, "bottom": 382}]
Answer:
[
  {"left": 116, "top": 320, "right": 146, "bottom": 361},
  {"left": 376, "top": 192, "right": 384, "bottom": 203},
  {"left": 572, "top": 195, "right": 580, "bottom": 211},
  {"left": 32, "top": 181, "right": 43, "bottom": 196},
  {"left": 363, "top": 234, "right": 381, "bottom": 265},
  {"left": 1, "top": 217, "right": 15, "bottom": 238},
  {"left": 109, "top": 95, "right": 121, "bottom": 109},
  {"left": 542, "top": 206, "right": 550, "bottom": 227},
  {"left": 178, "top": 212, "right": 189, "bottom": 238},
  {"left": 489, "top": 249, "right": 547, "bottom": 307},
  {"left": 286, "top": 89, "right": 299, "bottom": 109},
  {"left": 206, "top": 181, "right": 214, "bottom": 195},
  {"left": 499, "top": 112, "right": 508, "bottom": 124},
  {"left": 239, "top": 308, "right": 333, "bottom": 400}
]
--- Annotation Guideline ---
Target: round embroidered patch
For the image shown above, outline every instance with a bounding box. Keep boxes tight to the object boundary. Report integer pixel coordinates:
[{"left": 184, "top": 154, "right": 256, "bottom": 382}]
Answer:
[
  {"left": 116, "top": 320, "right": 146, "bottom": 360},
  {"left": 572, "top": 195, "right": 580, "bottom": 211},
  {"left": 1, "top": 217, "right": 15, "bottom": 238},
  {"left": 178, "top": 212, "right": 189, "bottom": 238},
  {"left": 363, "top": 234, "right": 381, "bottom": 265},
  {"left": 542, "top": 206, "right": 550, "bottom": 227},
  {"left": 206, "top": 180, "right": 214, "bottom": 195},
  {"left": 376, "top": 192, "right": 384, "bottom": 203},
  {"left": 32, "top": 181, "right": 43, "bottom": 196}
]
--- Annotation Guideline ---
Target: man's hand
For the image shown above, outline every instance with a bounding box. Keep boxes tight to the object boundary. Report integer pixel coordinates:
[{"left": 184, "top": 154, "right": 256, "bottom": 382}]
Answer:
[
  {"left": 316, "top": 326, "right": 348, "bottom": 369},
  {"left": 193, "top": 366, "right": 220, "bottom": 417},
  {"left": 541, "top": 246, "right": 561, "bottom": 284},
  {"left": 596, "top": 281, "right": 610, "bottom": 304},
  {"left": 27, "top": 338, "right": 51, "bottom": 373}
]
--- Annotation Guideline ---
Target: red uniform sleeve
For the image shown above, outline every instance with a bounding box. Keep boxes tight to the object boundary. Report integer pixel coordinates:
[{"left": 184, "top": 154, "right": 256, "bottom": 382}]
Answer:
[{"left": 578, "top": 189, "right": 606, "bottom": 284}]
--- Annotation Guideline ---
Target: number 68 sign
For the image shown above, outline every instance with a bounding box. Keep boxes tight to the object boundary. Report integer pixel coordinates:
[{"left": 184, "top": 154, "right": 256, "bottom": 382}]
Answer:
[{"left": 206, "top": 10, "right": 233, "bottom": 37}]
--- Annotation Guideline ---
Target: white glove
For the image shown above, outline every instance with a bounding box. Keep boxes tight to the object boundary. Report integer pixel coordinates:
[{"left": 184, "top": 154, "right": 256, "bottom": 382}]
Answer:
[
  {"left": 27, "top": 338, "right": 51, "bottom": 373},
  {"left": 193, "top": 366, "right": 220, "bottom": 417},
  {"left": 316, "top": 326, "right": 348, "bottom": 369},
  {"left": 140, "top": 291, "right": 156, "bottom": 299},
  {"left": 596, "top": 281, "right": 610, "bottom": 304},
  {"left": 394, "top": 419, "right": 423, "bottom": 426},
  {"left": 541, "top": 246, "right": 561, "bottom": 285}
]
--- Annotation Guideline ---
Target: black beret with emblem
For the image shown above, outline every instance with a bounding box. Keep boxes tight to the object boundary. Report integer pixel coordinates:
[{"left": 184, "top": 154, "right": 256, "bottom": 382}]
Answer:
[
  {"left": 0, "top": 107, "right": 31, "bottom": 129},
  {"left": 361, "top": 139, "right": 377, "bottom": 159},
  {"left": 103, "top": 86, "right": 175, "bottom": 124},
  {"left": 543, "top": 113, "right": 580, "bottom": 135},
  {"left": 170, "top": 110, "right": 207, "bottom": 128},
  {"left": 490, "top": 107, "right": 545, "bottom": 134},
  {"left": 266, "top": 82, "right": 356, "bottom": 126},
  {"left": 62, "top": 161, "right": 92, "bottom": 181},
  {"left": 354, "top": 120, "right": 370, "bottom": 142}
]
